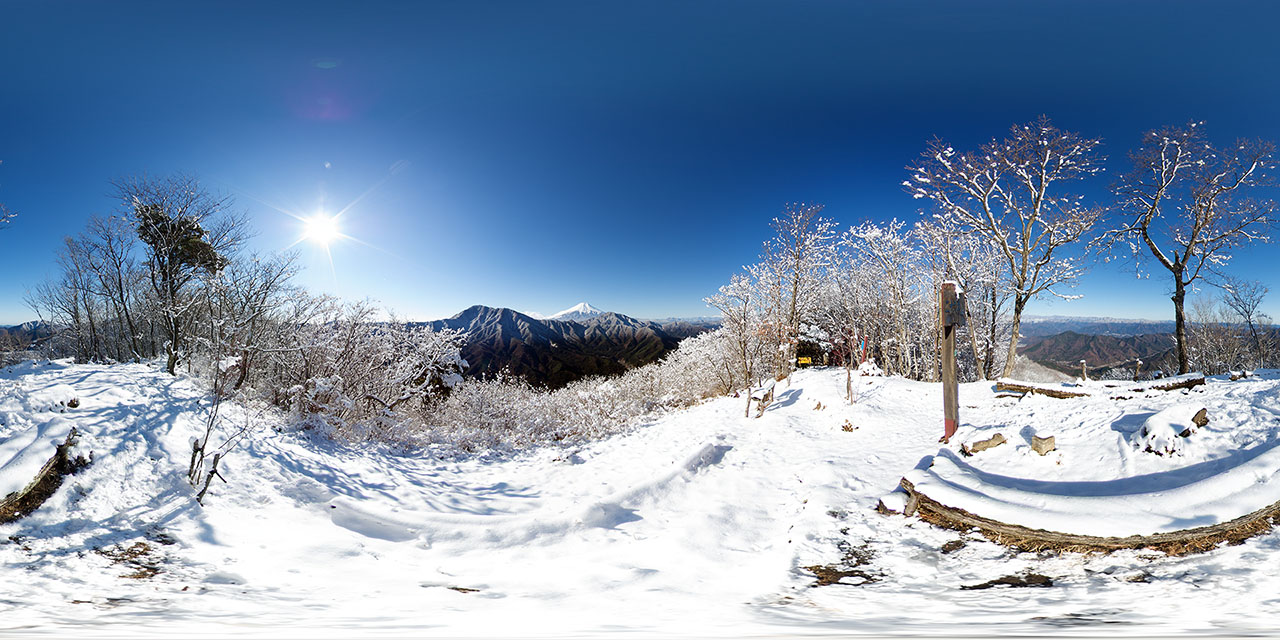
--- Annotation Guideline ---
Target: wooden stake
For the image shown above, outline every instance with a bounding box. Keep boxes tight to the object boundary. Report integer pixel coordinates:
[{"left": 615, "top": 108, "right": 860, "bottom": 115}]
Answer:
[{"left": 940, "top": 282, "right": 964, "bottom": 442}]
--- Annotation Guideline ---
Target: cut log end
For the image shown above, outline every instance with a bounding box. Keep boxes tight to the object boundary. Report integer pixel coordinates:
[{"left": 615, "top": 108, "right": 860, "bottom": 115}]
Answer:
[{"left": 1031, "top": 435, "right": 1056, "bottom": 456}]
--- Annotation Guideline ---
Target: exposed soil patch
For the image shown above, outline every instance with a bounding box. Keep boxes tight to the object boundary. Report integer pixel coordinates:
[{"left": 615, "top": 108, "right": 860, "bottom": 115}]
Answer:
[
  {"left": 96, "top": 541, "right": 163, "bottom": 580},
  {"left": 804, "top": 540, "right": 881, "bottom": 587},
  {"left": 961, "top": 572, "right": 1053, "bottom": 590}
]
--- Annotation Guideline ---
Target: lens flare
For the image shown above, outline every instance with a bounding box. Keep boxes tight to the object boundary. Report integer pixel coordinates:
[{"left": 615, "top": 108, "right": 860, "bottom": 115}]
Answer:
[{"left": 303, "top": 214, "right": 341, "bottom": 247}]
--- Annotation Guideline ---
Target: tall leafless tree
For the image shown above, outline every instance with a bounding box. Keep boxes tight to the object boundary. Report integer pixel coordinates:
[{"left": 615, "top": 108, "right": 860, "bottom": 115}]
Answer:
[
  {"left": 914, "top": 218, "right": 1013, "bottom": 380},
  {"left": 705, "top": 273, "right": 769, "bottom": 417},
  {"left": 84, "top": 215, "right": 145, "bottom": 361},
  {"left": 759, "top": 203, "right": 837, "bottom": 379},
  {"left": 1219, "top": 275, "right": 1271, "bottom": 370},
  {"left": 1107, "top": 123, "right": 1277, "bottom": 374},
  {"left": 907, "top": 116, "right": 1105, "bottom": 377},
  {"left": 112, "top": 174, "right": 245, "bottom": 374}
]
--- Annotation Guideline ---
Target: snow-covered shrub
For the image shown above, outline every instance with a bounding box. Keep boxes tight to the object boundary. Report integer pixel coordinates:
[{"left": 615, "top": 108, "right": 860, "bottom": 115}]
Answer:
[
  {"left": 420, "top": 331, "right": 729, "bottom": 455},
  {"left": 1187, "top": 297, "right": 1251, "bottom": 375},
  {"left": 260, "top": 298, "right": 467, "bottom": 441},
  {"left": 1129, "top": 405, "right": 1206, "bottom": 456}
]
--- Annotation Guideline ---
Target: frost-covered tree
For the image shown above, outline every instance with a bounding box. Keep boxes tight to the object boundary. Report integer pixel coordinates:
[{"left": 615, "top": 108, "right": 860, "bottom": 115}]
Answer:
[
  {"left": 846, "top": 220, "right": 936, "bottom": 380},
  {"left": 83, "top": 215, "right": 147, "bottom": 362},
  {"left": 28, "top": 237, "right": 106, "bottom": 361},
  {"left": 914, "top": 218, "right": 1012, "bottom": 379},
  {"left": 759, "top": 203, "right": 837, "bottom": 377},
  {"left": 668, "top": 329, "right": 737, "bottom": 396},
  {"left": 1107, "top": 123, "right": 1277, "bottom": 374},
  {"left": 812, "top": 247, "right": 879, "bottom": 400},
  {"left": 907, "top": 116, "right": 1105, "bottom": 377},
  {"left": 1218, "top": 275, "right": 1272, "bottom": 370},
  {"left": 705, "top": 273, "right": 770, "bottom": 417},
  {"left": 196, "top": 252, "right": 300, "bottom": 393},
  {"left": 1186, "top": 296, "right": 1248, "bottom": 375},
  {"left": 112, "top": 174, "right": 245, "bottom": 374},
  {"left": 260, "top": 297, "right": 467, "bottom": 440}
]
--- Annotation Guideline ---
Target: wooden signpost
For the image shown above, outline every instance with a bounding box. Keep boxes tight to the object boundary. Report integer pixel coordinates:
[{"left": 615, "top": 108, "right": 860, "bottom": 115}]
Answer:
[{"left": 940, "top": 282, "right": 965, "bottom": 443}]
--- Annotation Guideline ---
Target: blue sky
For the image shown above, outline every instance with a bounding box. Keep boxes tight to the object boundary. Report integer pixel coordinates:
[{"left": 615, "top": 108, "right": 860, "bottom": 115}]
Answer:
[{"left": 2, "top": 0, "right": 1279, "bottom": 324}]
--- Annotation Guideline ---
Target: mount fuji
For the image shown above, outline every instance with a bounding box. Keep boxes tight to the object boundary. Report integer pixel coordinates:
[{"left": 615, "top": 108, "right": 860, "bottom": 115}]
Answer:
[{"left": 549, "top": 302, "right": 605, "bottom": 321}]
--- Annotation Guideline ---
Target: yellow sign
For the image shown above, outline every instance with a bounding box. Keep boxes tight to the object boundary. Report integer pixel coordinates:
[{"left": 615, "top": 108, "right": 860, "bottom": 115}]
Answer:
[{"left": 797, "top": 357, "right": 812, "bottom": 365}]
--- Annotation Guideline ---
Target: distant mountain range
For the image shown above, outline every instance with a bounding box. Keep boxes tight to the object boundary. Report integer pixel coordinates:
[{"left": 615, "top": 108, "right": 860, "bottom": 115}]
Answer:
[
  {"left": 1019, "top": 330, "right": 1176, "bottom": 377},
  {"left": 422, "top": 304, "right": 715, "bottom": 388},
  {"left": 0, "top": 321, "right": 52, "bottom": 350},
  {"left": 1020, "top": 315, "right": 1177, "bottom": 340},
  {"left": 1016, "top": 316, "right": 1184, "bottom": 376}
]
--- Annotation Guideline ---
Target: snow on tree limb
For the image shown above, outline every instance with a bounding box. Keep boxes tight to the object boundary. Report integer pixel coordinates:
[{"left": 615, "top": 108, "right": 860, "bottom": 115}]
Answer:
[
  {"left": 1102, "top": 122, "right": 1277, "bottom": 373},
  {"left": 906, "top": 116, "right": 1104, "bottom": 377}
]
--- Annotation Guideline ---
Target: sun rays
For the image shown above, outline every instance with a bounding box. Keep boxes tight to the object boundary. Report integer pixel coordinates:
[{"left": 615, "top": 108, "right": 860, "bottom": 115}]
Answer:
[{"left": 218, "top": 173, "right": 400, "bottom": 282}]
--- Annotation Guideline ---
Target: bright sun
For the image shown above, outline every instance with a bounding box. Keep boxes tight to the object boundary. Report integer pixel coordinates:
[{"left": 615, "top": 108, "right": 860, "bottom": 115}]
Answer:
[{"left": 303, "top": 214, "right": 341, "bottom": 246}]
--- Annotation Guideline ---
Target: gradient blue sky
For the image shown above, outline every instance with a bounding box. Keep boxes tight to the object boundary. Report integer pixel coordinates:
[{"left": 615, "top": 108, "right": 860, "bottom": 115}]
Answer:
[{"left": 2, "top": 0, "right": 1279, "bottom": 324}]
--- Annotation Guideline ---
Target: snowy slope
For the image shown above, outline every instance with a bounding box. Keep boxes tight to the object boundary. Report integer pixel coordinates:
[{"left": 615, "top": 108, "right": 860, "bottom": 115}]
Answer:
[
  {"left": 3, "top": 360, "right": 1280, "bottom": 636},
  {"left": 907, "top": 372, "right": 1280, "bottom": 537}
]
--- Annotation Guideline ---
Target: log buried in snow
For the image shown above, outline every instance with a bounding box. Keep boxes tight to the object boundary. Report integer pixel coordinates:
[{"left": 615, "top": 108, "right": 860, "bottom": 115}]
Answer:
[
  {"left": 963, "top": 433, "right": 1006, "bottom": 455},
  {"left": 0, "top": 429, "right": 86, "bottom": 524},
  {"left": 995, "top": 375, "right": 1206, "bottom": 400},
  {"left": 897, "top": 476, "right": 1280, "bottom": 556},
  {"left": 993, "top": 381, "right": 1089, "bottom": 399}
]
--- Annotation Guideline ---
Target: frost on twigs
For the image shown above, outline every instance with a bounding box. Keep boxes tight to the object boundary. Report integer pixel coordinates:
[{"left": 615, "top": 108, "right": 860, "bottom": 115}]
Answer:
[{"left": 906, "top": 116, "right": 1105, "bottom": 378}]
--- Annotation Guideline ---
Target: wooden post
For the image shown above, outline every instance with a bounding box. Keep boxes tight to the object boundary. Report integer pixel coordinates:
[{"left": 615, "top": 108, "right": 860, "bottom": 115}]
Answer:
[{"left": 940, "top": 282, "right": 965, "bottom": 443}]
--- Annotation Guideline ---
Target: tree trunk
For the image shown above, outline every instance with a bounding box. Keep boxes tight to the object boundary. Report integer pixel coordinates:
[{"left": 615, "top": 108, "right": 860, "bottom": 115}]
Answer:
[
  {"left": 116, "top": 272, "right": 141, "bottom": 360},
  {"left": 1246, "top": 320, "right": 1263, "bottom": 370},
  {"left": 967, "top": 321, "right": 986, "bottom": 381},
  {"left": 984, "top": 287, "right": 999, "bottom": 379},
  {"left": 234, "top": 348, "right": 252, "bottom": 390},
  {"left": 1001, "top": 296, "right": 1027, "bottom": 378},
  {"left": 166, "top": 313, "right": 180, "bottom": 375},
  {"left": 1172, "top": 278, "right": 1190, "bottom": 375},
  {"left": 846, "top": 332, "right": 854, "bottom": 404}
]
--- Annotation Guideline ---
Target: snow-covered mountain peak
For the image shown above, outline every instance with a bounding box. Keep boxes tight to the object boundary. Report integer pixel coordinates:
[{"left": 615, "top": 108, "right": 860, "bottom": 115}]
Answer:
[{"left": 550, "top": 302, "right": 604, "bottom": 321}]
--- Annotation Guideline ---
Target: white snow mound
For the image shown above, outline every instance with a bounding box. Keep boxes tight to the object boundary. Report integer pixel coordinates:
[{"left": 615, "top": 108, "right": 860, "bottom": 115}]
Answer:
[{"left": 1129, "top": 404, "right": 1205, "bottom": 455}]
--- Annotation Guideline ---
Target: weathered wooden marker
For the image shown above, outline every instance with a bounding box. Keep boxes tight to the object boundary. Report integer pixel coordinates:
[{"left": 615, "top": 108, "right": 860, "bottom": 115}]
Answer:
[{"left": 940, "top": 281, "right": 965, "bottom": 443}]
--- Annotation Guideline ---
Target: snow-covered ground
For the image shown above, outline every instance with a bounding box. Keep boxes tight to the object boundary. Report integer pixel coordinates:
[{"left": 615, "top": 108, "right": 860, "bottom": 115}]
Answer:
[{"left": 3, "top": 359, "right": 1280, "bottom": 636}]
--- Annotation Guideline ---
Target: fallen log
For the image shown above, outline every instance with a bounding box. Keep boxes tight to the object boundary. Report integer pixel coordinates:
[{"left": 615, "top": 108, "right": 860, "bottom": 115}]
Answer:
[
  {"left": 1143, "top": 376, "right": 1206, "bottom": 393},
  {"left": 993, "top": 381, "right": 1089, "bottom": 399},
  {"left": 0, "top": 428, "right": 89, "bottom": 524},
  {"left": 995, "top": 375, "right": 1207, "bottom": 400},
  {"left": 899, "top": 476, "right": 1280, "bottom": 556}
]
